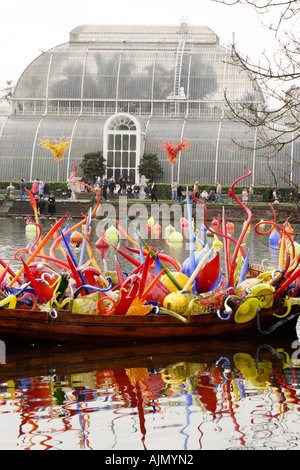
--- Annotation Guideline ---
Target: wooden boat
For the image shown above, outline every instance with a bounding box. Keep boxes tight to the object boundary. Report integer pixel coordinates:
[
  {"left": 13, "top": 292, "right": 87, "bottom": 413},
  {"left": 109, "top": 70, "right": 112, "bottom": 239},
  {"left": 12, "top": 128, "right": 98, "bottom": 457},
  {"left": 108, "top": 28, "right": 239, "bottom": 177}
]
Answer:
[
  {"left": 0, "top": 298, "right": 298, "bottom": 344},
  {"left": 0, "top": 260, "right": 299, "bottom": 344}
]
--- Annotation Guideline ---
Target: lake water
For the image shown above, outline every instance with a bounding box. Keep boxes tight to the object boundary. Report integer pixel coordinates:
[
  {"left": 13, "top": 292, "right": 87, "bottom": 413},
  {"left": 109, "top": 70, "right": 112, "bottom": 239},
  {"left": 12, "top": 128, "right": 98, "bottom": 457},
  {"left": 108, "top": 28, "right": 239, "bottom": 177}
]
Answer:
[{"left": 0, "top": 215, "right": 299, "bottom": 451}]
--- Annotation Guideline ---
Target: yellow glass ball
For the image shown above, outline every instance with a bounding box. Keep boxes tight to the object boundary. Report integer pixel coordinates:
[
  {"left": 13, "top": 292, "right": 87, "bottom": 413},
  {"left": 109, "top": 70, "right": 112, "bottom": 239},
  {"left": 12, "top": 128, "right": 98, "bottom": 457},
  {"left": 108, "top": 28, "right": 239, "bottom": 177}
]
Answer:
[
  {"left": 163, "top": 292, "right": 189, "bottom": 314},
  {"left": 161, "top": 273, "right": 192, "bottom": 292}
]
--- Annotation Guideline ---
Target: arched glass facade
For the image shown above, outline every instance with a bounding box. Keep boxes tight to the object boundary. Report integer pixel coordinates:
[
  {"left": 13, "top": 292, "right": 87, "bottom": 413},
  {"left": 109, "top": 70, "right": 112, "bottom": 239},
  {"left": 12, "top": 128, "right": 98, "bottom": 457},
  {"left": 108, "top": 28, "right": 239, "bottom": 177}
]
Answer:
[
  {"left": 0, "top": 22, "right": 297, "bottom": 185},
  {"left": 104, "top": 114, "right": 144, "bottom": 183}
]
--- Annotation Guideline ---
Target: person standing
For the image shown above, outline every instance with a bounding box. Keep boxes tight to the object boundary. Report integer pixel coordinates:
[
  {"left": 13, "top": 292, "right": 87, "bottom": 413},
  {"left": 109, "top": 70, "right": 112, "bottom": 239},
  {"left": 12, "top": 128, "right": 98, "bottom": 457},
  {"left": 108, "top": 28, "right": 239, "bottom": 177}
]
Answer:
[
  {"left": 242, "top": 188, "right": 248, "bottom": 205},
  {"left": 177, "top": 183, "right": 184, "bottom": 203},
  {"left": 85, "top": 176, "right": 91, "bottom": 192},
  {"left": 38, "top": 180, "right": 44, "bottom": 197},
  {"left": 32, "top": 179, "right": 38, "bottom": 196},
  {"left": 37, "top": 196, "right": 46, "bottom": 215},
  {"left": 103, "top": 176, "right": 109, "bottom": 195},
  {"left": 133, "top": 183, "right": 140, "bottom": 199},
  {"left": 144, "top": 183, "right": 150, "bottom": 199},
  {"left": 214, "top": 182, "right": 224, "bottom": 204},
  {"left": 171, "top": 180, "right": 179, "bottom": 203},
  {"left": 151, "top": 182, "right": 158, "bottom": 202},
  {"left": 228, "top": 189, "right": 233, "bottom": 204},
  {"left": 20, "top": 179, "right": 27, "bottom": 201},
  {"left": 193, "top": 181, "right": 199, "bottom": 199},
  {"left": 118, "top": 175, "right": 126, "bottom": 194},
  {"left": 43, "top": 181, "right": 49, "bottom": 197},
  {"left": 249, "top": 184, "right": 254, "bottom": 202},
  {"left": 48, "top": 193, "right": 56, "bottom": 217},
  {"left": 268, "top": 186, "right": 273, "bottom": 201},
  {"left": 126, "top": 184, "right": 133, "bottom": 198},
  {"left": 108, "top": 177, "right": 116, "bottom": 199},
  {"left": 102, "top": 183, "right": 108, "bottom": 201}
]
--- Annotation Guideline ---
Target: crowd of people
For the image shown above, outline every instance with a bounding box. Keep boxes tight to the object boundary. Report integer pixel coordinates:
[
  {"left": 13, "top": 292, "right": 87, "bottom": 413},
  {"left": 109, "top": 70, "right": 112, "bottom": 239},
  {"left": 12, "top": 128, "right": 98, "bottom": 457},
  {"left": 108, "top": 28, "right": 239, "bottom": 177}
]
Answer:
[
  {"left": 20, "top": 178, "right": 50, "bottom": 201},
  {"left": 89, "top": 175, "right": 154, "bottom": 201},
  {"left": 89, "top": 177, "right": 299, "bottom": 205},
  {"left": 171, "top": 180, "right": 185, "bottom": 203},
  {"left": 193, "top": 181, "right": 257, "bottom": 205},
  {"left": 20, "top": 178, "right": 56, "bottom": 217},
  {"left": 267, "top": 186, "right": 298, "bottom": 204},
  {"left": 19, "top": 176, "right": 299, "bottom": 213}
]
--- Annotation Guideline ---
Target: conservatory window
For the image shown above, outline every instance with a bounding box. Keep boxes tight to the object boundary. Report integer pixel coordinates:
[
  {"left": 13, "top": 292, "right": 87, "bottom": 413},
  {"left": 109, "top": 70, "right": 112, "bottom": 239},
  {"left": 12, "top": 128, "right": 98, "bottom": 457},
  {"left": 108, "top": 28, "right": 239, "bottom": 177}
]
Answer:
[{"left": 104, "top": 114, "right": 140, "bottom": 183}]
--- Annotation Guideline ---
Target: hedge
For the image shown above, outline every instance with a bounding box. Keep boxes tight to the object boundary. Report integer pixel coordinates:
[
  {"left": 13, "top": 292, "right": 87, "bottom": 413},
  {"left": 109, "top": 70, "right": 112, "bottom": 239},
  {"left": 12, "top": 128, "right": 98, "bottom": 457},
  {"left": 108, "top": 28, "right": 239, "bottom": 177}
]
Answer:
[
  {"left": 0, "top": 181, "right": 68, "bottom": 194},
  {"left": 0, "top": 181, "right": 297, "bottom": 202},
  {"left": 154, "top": 184, "right": 297, "bottom": 202}
]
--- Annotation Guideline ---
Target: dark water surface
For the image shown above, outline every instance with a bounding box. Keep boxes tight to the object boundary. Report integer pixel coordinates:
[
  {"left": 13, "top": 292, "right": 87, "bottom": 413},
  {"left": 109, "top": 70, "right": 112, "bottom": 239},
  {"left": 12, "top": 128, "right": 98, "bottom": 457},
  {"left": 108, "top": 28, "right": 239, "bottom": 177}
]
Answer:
[{"left": 0, "top": 217, "right": 299, "bottom": 450}]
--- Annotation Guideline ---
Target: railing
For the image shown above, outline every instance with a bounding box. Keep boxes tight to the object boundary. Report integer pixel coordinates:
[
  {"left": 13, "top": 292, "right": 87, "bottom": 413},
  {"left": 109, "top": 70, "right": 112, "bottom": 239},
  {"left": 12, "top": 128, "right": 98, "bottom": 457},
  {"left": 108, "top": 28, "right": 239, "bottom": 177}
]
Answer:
[{"left": 12, "top": 100, "right": 229, "bottom": 119}]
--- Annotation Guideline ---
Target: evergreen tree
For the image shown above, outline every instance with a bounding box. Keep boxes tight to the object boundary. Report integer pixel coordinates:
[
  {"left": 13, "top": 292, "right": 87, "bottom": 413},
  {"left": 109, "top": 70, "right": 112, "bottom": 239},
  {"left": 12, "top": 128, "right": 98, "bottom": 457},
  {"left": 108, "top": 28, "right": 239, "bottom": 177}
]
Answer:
[
  {"left": 80, "top": 151, "right": 106, "bottom": 180},
  {"left": 138, "top": 153, "right": 163, "bottom": 182}
]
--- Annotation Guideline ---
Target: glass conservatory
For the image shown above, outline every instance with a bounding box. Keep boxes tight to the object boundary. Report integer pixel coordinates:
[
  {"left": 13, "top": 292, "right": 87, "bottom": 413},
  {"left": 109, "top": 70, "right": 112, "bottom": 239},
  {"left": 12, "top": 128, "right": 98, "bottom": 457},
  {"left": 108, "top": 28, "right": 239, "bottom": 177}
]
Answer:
[{"left": 0, "top": 21, "right": 296, "bottom": 185}]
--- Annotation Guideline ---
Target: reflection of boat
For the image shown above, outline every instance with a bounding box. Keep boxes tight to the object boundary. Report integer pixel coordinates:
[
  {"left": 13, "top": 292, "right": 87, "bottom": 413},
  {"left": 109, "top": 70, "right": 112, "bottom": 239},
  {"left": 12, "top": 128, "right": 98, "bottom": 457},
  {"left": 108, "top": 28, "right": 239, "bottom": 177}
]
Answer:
[
  {"left": 0, "top": 337, "right": 297, "bottom": 384},
  {"left": 2, "top": 338, "right": 298, "bottom": 451}
]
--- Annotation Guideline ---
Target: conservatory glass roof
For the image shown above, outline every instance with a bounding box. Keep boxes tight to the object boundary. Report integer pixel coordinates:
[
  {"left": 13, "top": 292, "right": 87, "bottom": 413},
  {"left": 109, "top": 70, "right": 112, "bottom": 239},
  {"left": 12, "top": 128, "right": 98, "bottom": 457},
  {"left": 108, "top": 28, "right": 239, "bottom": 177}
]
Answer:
[
  {"left": 69, "top": 23, "right": 219, "bottom": 44},
  {"left": 13, "top": 22, "right": 263, "bottom": 106}
]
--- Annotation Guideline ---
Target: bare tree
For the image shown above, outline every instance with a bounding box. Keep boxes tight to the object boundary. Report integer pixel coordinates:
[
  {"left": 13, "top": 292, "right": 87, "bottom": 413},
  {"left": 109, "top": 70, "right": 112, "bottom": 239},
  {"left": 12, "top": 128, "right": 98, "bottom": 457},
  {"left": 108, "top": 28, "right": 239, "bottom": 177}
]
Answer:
[
  {"left": 212, "top": 0, "right": 300, "bottom": 190},
  {"left": 213, "top": 0, "right": 300, "bottom": 31}
]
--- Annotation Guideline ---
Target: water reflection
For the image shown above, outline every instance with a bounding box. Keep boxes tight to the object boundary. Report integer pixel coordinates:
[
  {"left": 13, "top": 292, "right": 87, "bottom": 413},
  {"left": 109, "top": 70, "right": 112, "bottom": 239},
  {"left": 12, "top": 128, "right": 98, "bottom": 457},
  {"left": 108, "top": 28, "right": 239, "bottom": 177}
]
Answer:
[
  {"left": 0, "top": 338, "right": 299, "bottom": 450},
  {"left": 1, "top": 218, "right": 299, "bottom": 269}
]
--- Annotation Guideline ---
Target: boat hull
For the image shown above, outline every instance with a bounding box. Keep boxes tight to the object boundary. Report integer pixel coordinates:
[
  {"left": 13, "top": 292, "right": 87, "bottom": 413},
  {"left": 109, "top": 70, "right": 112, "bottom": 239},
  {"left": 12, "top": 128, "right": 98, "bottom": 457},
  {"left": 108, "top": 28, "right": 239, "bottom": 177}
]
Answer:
[{"left": 0, "top": 306, "right": 298, "bottom": 343}]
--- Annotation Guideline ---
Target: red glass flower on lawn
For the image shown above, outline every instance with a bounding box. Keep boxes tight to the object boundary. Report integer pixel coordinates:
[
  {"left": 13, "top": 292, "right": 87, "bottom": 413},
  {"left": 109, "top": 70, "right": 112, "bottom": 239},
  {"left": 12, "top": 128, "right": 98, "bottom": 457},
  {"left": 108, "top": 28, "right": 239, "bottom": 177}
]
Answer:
[{"left": 157, "top": 139, "right": 192, "bottom": 166}]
